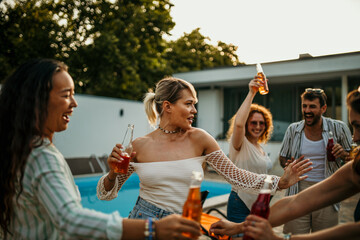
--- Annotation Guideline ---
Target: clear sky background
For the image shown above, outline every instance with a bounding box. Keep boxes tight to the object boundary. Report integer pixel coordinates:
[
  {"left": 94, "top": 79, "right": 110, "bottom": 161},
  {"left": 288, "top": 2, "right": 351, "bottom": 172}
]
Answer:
[{"left": 167, "top": 0, "right": 360, "bottom": 64}]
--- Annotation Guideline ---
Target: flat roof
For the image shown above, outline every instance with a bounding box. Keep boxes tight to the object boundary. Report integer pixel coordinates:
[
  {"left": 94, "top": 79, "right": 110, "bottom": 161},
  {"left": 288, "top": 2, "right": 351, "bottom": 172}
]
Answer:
[{"left": 174, "top": 51, "right": 360, "bottom": 87}]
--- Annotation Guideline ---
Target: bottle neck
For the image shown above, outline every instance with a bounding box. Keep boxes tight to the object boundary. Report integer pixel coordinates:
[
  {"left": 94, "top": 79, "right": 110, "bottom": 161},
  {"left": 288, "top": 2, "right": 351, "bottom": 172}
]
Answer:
[
  {"left": 187, "top": 179, "right": 201, "bottom": 200},
  {"left": 256, "top": 191, "right": 271, "bottom": 204},
  {"left": 189, "top": 176, "right": 202, "bottom": 188},
  {"left": 187, "top": 186, "right": 201, "bottom": 201}
]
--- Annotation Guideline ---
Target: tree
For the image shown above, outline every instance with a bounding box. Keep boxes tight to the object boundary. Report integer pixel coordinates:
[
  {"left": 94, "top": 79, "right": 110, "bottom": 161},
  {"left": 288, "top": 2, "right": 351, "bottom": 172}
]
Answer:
[
  {"left": 165, "top": 28, "right": 243, "bottom": 74},
  {"left": 65, "top": 0, "right": 176, "bottom": 100},
  {"left": 0, "top": 0, "right": 63, "bottom": 79},
  {"left": 0, "top": 1, "right": 242, "bottom": 100},
  {"left": 1, "top": 0, "right": 175, "bottom": 100}
]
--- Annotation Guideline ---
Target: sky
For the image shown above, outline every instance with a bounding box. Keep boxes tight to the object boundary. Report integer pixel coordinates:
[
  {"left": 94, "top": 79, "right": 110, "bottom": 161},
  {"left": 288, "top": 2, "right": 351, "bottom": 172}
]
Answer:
[{"left": 167, "top": 0, "right": 360, "bottom": 64}]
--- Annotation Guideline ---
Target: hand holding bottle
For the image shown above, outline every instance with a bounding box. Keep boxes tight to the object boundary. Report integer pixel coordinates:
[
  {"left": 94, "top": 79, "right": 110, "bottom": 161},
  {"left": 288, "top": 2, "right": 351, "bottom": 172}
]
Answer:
[
  {"left": 249, "top": 78, "right": 263, "bottom": 94},
  {"left": 108, "top": 124, "right": 135, "bottom": 174},
  {"left": 331, "top": 143, "right": 350, "bottom": 160},
  {"left": 345, "top": 143, "right": 360, "bottom": 163},
  {"left": 156, "top": 214, "right": 201, "bottom": 240},
  {"left": 243, "top": 215, "right": 278, "bottom": 240}
]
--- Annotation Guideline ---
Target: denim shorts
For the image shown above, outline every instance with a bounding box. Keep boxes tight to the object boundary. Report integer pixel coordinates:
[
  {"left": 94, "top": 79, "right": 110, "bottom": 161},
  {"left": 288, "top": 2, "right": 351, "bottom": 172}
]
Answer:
[
  {"left": 227, "top": 191, "right": 250, "bottom": 237},
  {"left": 128, "top": 196, "right": 175, "bottom": 219}
]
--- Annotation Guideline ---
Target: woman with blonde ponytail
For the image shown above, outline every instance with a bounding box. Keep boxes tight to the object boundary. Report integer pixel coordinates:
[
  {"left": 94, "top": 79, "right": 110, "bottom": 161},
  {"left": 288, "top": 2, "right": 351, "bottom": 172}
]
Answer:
[{"left": 97, "top": 77, "right": 312, "bottom": 221}]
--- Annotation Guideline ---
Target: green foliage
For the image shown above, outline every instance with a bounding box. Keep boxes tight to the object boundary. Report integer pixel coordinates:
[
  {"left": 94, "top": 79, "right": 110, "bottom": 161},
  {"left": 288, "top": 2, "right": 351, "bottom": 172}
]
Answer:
[
  {"left": 0, "top": 0, "right": 62, "bottom": 77},
  {"left": 0, "top": 0, "right": 241, "bottom": 100},
  {"left": 165, "top": 28, "right": 242, "bottom": 73}
]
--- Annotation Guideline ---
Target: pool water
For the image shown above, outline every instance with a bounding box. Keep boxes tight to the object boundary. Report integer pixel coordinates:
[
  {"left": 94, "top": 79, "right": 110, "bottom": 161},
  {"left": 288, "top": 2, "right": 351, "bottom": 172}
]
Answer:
[{"left": 75, "top": 174, "right": 231, "bottom": 217}]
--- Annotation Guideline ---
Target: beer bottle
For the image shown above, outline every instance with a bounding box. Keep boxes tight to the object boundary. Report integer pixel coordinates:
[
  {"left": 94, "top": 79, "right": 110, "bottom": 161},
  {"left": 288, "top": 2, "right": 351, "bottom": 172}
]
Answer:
[
  {"left": 182, "top": 171, "right": 203, "bottom": 237},
  {"left": 256, "top": 63, "right": 269, "bottom": 95},
  {"left": 326, "top": 131, "right": 336, "bottom": 162},
  {"left": 243, "top": 176, "right": 272, "bottom": 240}
]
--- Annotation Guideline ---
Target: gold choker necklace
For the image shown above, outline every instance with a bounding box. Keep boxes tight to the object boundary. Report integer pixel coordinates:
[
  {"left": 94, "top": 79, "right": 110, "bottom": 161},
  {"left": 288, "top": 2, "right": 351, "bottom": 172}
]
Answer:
[{"left": 158, "top": 126, "right": 180, "bottom": 134}]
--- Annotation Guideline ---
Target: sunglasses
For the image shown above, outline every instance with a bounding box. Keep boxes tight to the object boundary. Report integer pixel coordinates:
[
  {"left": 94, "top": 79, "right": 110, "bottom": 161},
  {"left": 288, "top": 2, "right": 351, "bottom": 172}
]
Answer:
[
  {"left": 249, "top": 121, "right": 265, "bottom": 127},
  {"left": 305, "top": 88, "right": 324, "bottom": 94}
]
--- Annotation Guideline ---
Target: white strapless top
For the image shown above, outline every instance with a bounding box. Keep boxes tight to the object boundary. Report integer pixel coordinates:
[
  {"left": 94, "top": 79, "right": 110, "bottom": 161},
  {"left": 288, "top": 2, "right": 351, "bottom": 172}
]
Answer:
[{"left": 132, "top": 156, "right": 205, "bottom": 213}]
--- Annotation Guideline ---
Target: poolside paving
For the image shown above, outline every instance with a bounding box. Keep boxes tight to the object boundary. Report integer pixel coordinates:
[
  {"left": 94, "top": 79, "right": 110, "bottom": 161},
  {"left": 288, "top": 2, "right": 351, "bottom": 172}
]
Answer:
[{"left": 203, "top": 164, "right": 359, "bottom": 238}]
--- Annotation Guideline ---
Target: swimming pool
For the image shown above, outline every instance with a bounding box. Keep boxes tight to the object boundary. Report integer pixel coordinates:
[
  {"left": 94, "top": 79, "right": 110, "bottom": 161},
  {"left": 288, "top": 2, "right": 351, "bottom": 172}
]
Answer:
[{"left": 75, "top": 174, "right": 231, "bottom": 217}]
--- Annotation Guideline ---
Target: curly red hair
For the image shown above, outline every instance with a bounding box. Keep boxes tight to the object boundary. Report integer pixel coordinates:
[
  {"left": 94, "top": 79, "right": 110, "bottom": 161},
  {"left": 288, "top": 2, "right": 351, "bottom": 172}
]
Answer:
[{"left": 227, "top": 103, "right": 273, "bottom": 144}]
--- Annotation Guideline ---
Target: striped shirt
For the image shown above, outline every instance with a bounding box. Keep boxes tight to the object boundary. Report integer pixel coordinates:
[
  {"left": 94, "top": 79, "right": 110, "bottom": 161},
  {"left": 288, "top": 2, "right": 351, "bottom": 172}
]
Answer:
[
  {"left": 279, "top": 116, "right": 352, "bottom": 211},
  {"left": 9, "top": 138, "right": 123, "bottom": 240}
]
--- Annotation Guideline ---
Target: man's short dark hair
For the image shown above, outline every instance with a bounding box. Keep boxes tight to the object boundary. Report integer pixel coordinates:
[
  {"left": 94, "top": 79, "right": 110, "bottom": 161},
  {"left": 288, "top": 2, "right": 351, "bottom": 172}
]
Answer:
[{"left": 301, "top": 88, "right": 327, "bottom": 107}]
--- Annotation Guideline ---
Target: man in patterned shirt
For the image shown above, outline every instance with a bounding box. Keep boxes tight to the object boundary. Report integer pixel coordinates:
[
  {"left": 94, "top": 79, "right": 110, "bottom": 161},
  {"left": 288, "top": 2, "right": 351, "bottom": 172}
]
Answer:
[{"left": 279, "top": 88, "right": 352, "bottom": 235}]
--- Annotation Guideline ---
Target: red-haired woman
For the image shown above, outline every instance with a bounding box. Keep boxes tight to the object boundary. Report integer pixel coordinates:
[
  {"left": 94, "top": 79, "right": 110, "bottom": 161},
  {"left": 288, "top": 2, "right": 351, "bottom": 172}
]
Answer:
[{"left": 226, "top": 78, "right": 280, "bottom": 239}]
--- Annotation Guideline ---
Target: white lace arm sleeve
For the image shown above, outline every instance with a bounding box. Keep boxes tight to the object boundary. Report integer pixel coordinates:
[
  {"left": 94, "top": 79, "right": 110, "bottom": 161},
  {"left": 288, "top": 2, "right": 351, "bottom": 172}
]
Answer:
[
  {"left": 205, "top": 150, "right": 280, "bottom": 194},
  {"left": 96, "top": 164, "right": 135, "bottom": 200}
]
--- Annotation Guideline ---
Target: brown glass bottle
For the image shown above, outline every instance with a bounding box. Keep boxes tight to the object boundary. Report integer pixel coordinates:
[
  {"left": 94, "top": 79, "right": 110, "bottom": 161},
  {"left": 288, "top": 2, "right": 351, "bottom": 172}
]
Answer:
[
  {"left": 182, "top": 171, "right": 203, "bottom": 238},
  {"left": 256, "top": 63, "right": 269, "bottom": 95}
]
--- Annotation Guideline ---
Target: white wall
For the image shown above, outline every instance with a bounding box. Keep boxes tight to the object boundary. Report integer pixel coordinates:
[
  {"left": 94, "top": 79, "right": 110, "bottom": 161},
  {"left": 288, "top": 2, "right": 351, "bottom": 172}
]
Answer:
[
  {"left": 197, "top": 89, "right": 223, "bottom": 138},
  {"left": 53, "top": 94, "right": 151, "bottom": 158}
]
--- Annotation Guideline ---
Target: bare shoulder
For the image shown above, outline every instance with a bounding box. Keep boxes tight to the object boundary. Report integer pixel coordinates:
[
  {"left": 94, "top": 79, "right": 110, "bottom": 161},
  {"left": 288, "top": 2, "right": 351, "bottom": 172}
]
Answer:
[
  {"left": 187, "top": 127, "right": 213, "bottom": 140},
  {"left": 132, "top": 132, "right": 153, "bottom": 151},
  {"left": 188, "top": 127, "right": 219, "bottom": 154}
]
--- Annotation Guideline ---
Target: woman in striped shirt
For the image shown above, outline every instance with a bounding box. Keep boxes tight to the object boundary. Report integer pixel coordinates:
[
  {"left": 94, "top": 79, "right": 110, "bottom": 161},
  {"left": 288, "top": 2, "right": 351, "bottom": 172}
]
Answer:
[{"left": 0, "top": 59, "right": 201, "bottom": 240}]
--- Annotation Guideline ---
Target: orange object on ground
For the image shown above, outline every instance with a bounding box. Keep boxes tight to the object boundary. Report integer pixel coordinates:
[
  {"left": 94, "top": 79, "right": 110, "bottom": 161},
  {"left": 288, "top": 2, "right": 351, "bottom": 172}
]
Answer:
[{"left": 200, "top": 212, "right": 232, "bottom": 240}]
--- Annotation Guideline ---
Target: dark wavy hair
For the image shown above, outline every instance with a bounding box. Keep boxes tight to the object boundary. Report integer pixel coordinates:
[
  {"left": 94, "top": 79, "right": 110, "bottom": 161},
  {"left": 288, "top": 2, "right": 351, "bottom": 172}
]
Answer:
[
  {"left": 347, "top": 87, "right": 360, "bottom": 176},
  {"left": 0, "top": 59, "right": 68, "bottom": 238},
  {"left": 227, "top": 103, "right": 273, "bottom": 144},
  {"left": 301, "top": 89, "right": 327, "bottom": 107}
]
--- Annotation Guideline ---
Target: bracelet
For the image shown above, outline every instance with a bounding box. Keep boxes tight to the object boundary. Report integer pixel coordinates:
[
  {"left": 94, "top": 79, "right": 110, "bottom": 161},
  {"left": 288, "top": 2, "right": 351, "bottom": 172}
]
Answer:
[
  {"left": 152, "top": 219, "right": 156, "bottom": 240},
  {"left": 283, "top": 233, "right": 292, "bottom": 240},
  {"left": 106, "top": 174, "right": 116, "bottom": 182},
  {"left": 145, "top": 218, "right": 156, "bottom": 240}
]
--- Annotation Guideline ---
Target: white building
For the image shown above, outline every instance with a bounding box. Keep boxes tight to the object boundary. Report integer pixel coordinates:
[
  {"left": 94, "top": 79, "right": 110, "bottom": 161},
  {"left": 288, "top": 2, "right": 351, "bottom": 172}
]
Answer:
[{"left": 53, "top": 94, "right": 151, "bottom": 158}]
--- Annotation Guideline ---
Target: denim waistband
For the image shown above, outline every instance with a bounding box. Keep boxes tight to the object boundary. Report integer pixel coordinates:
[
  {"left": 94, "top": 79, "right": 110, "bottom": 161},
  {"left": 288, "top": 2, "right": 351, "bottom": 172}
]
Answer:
[{"left": 132, "top": 196, "right": 177, "bottom": 219}]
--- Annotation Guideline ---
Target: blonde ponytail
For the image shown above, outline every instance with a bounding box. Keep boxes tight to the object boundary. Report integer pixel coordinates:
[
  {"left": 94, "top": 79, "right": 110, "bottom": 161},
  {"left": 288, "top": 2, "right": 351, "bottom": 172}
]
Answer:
[{"left": 144, "top": 92, "right": 157, "bottom": 127}]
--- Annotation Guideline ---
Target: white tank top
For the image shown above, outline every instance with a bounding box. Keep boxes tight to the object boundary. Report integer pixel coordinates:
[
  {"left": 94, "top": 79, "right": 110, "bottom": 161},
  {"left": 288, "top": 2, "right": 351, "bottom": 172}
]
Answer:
[
  {"left": 230, "top": 138, "right": 273, "bottom": 209},
  {"left": 301, "top": 132, "right": 326, "bottom": 182}
]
